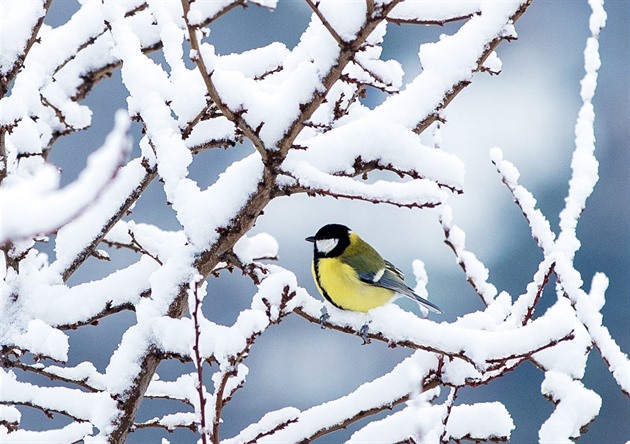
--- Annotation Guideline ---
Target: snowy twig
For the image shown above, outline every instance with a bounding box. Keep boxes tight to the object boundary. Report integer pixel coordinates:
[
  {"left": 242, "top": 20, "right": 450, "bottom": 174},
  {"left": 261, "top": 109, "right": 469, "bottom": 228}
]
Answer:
[
  {"left": 516, "top": 260, "right": 556, "bottom": 326},
  {"left": 57, "top": 301, "right": 137, "bottom": 330},
  {"left": 1, "top": 360, "right": 101, "bottom": 393},
  {"left": 557, "top": 280, "right": 630, "bottom": 397},
  {"left": 439, "top": 387, "right": 459, "bottom": 443},
  {"left": 209, "top": 285, "right": 296, "bottom": 441},
  {"left": 181, "top": 102, "right": 216, "bottom": 140},
  {"left": 349, "top": 157, "right": 463, "bottom": 194},
  {"left": 413, "top": 1, "right": 532, "bottom": 135},
  {"left": 190, "top": 0, "right": 248, "bottom": 28},
  {"left": 293, "top": 307, "right": 470, "bottom": 368},
  {"left": 491, "top": 149, "right": 556, "bottom": 253},
  {"left": 303, "top": 0, "right": 344, "bottom": 46},
  {"left": 0, "top": 0, "right": 52, "bottom": 98},
  {"left": 216, "top": 250, "right": 276, "bottom": 285},
  {"left": 278, "top": 171, "right": 444, "bottom": 210},
  {"left": 387, "top": 13, "right": 476, "bottom": 26},
  {"left": 1, "top": 113, "right": 132, "bottom": 246},
  {"left": 212, "top": 370, "right": 236, "bottom": 443},
  {"left": 253, "top": 353, "right": 442, "bottom": 442},
  {"left": 59, "top": 161, "right": 157, "bottom": 282},
  {"left": 181, "top": 0, "right": 269, "bottom": 161},
  {"left": 134, "top": 414, "right": 198, "bottom": 433},
  {"left": 189, "top": 278, "right": 210, "bottom": 444},
  {"left": 485, "top": 330, "right": 575, "bottom": 365},
  {"left": 439, "top": 206, "right": 497, "bottom": 306}
]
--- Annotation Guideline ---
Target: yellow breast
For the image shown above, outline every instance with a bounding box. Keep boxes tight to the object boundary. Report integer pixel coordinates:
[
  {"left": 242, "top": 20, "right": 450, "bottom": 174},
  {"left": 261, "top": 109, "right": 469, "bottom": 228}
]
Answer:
[{"left": 312, "top": 257, "right": 395, "bottom": 312}]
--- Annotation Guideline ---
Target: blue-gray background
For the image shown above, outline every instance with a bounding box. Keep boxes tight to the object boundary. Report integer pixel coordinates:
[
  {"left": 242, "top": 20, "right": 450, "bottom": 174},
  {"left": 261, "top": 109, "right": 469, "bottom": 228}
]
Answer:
[{"left": 24, "top": 0, "right": 629, "bottom": 442}]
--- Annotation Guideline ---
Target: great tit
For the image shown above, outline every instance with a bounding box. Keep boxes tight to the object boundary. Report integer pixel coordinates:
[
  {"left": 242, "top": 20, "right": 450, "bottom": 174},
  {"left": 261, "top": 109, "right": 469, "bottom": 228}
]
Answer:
[{"left": 306, "top": 224, "right": 442, "bottom": 314}]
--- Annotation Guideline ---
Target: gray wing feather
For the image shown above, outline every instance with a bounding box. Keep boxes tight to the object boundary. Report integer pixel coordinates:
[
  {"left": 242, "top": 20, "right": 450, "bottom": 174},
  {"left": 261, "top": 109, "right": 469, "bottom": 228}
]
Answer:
[{"left": 359, "top": 264, "right": 443, "bottom": 314}]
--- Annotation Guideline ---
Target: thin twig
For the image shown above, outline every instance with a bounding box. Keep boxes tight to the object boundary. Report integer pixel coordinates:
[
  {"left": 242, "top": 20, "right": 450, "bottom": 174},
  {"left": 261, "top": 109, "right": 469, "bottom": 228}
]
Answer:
[
  {"left": 439, "top": 387, "right": 459, "bottom": 443},
  {"left": 277, "top": 177, "right": 442, "bottom": 210},
  {"left": 181, "top": 0, "right": 269, "bottom": 161},
  {"left": 299, "top": 369, "right": 442, "bottom": 442},
  {"left": 304, "top": 0, "right": 344, "bottom": 46},
  {"left": 0, "top": 0, "right": 53, "bottom": 98},
  {"left": 2, "top": 360, "right": 101, "bottom": 393},
  {"left": 190, "top": 278, "right": 209, "bottom": 444},
  {"left": 413, "top": 1, "right": 532, "bottom": 135},
  {"left": 293, "top": 307, "right": 477, "bottom": 367},
  {"left": 523, "top": 262, "right": 555, "bottom": 324},
  {"left": 387, "top": 13, "right": 476, "bottom": 27}
]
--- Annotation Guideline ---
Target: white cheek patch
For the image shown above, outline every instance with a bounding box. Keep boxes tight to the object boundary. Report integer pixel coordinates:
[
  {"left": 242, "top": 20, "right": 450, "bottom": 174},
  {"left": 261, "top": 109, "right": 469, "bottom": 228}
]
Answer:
[{"left": 316, "top": 238, "right": 338, "bottom": 254}]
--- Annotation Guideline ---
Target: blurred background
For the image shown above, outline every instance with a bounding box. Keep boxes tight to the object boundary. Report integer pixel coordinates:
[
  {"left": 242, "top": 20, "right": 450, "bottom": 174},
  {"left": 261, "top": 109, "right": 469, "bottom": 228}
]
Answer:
[{"left": 24, "top": 0, "right": 629, "bottom": 442}]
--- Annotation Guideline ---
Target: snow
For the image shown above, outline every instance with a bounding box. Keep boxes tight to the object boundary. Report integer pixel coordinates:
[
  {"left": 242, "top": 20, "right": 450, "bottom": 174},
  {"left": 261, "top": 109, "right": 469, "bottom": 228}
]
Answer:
[
  {"left": 36, "top": 362, "right": 107, "bottom": 391},
  {"left": 144, "top": 412, "right": 197, "bottom": 431},
  {"left": 2, "top": 0, "right": 626, "bottom": 442},
  {"left": 184, "top": 117, "right": 237, "bottom": 149},
  {"left": 104, "top": 222, "right": 188, "bottom": 264},
  {"left": 233, "top": 232, "right": 279, "bottom": 264},
  {"left": 224, "top": 407, "right": 300, "bottom": 444},
  {"left": 283, "top": 119, "right": 465, "bottom": 193},
  {"left": 257, "top": 350, "right": 439, "bottom": 443},
  {"left": 0, "top": 404, "right": 21, "bottom": 424},
  {"left": 217, "top": 42, "right": 289, "bottom": 79},
  {"left": 1, "top": 422, "right": 93, "bottom": 444},
  {"left": 348, "top": 396, "right": 444, "bottom": 443},
  {"left": 447, "top": 402, "right": 514, "bottom": 440},
  {"left": 0, "top": 111, "right": 132, "bottom": 244},
  {"left": 31, "top": 256, "right": 158, "bottom": 327},
  {"left": 149, "top": 271, "right": 294, "bottom": 366},
  {"left": 373, "top": 1, "right": 526, "bottom": 129},
  {"left": 282, "top": 159, "right": 448, "bottom": 207},
  {"left": 491, "top": 147, "right": 556, "bottom": 252},
  {"left": 482, "top": 51, "right": 503, "bottom": 74},
  {"left": 50, "top": 157, "right": 152, "bottom": 274},
  {"left": 539, "top": 371, "right": 601, "bottom": 443},
  {"left": 295, "top": 296, "right": 575, "bottom": 372},
  {"left": 146, "top": 373, "right": 197, "bottom": 403},
  {"left": 439, "top": 205, "right": 498, "bottom": 306},
  {"left": 174, "top": 152, "right": 264, "bottom": 249},
  {"left": 1, "top": 368, "right": 117, "bottom": 433},
  {"left": 317, "top": 0, "right": 366, "bottom": 42},
  {"left": 390, "top": 1, "right": 482, "bottom": 23},
  {"left": 0, "top": 1, "right": 46, "bottom": 75}
]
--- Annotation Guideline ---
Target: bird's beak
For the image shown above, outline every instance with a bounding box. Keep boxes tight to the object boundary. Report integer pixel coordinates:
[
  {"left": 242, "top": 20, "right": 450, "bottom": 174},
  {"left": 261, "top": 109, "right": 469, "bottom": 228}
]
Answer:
[{"left": 305, "top": 236, "right": 315, "bottom": 243}]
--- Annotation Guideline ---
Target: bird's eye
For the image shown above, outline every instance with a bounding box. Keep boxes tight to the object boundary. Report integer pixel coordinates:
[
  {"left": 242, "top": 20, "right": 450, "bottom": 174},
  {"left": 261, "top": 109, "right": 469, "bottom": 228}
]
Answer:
[{"left": 316, "top": 238, "right": 338, "bottom": 254}]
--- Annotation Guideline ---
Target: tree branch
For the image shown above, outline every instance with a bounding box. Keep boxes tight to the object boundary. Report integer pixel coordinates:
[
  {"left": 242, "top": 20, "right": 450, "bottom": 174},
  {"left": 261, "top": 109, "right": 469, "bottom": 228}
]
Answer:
[
  {"left": 413, "top": 1, "right": 532, "bottom": 135},
  {"left": 181, "top": 0, "right": 269, "bottom": 162},
  {"left": 304, "top": 0, "right": 345, "bottom": 46},
  {"left": 0, "top": 0, "right": 53, "bottom": 98}
]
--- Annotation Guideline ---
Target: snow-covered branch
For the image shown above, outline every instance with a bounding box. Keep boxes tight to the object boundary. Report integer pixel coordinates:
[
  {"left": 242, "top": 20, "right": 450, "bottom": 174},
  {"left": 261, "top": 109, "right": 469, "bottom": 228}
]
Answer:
[{"left": 1, "top": 0, "right": 625, "bottom": 442}]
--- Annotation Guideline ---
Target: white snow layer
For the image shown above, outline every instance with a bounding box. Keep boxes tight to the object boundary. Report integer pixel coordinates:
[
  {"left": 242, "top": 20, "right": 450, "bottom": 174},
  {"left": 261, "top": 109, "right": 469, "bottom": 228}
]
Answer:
[{"left": 0, "top": 112, "right": 131, "bottom": 244}]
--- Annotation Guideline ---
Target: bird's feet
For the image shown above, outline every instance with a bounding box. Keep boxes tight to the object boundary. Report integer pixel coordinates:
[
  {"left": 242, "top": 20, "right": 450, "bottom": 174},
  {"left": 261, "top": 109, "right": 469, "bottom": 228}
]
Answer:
[
  {"left": 359, "top": 322, "right": 371, "bottom": 344},
  {"left": 319, "top": 305, "right": 330, "bottom": 329}
]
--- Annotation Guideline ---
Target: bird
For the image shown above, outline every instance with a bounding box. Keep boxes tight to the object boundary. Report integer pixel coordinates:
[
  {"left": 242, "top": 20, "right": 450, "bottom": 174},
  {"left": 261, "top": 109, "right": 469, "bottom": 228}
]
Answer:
[{"left": 305, "top": 223, "right": 442, "bottom": 315}]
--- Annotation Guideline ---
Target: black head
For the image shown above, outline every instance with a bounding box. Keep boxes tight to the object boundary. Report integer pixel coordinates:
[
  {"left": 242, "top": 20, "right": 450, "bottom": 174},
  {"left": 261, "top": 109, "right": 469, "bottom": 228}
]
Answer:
[{"left": 305, "top": 224, "right": 351, "bottom": 258}]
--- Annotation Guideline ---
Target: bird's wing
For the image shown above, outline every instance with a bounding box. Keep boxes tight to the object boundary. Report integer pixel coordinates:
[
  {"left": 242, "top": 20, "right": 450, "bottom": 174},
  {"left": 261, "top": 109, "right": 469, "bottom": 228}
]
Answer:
[{"left": 359, "top": 263, "right": 443, "bottom": 314}]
